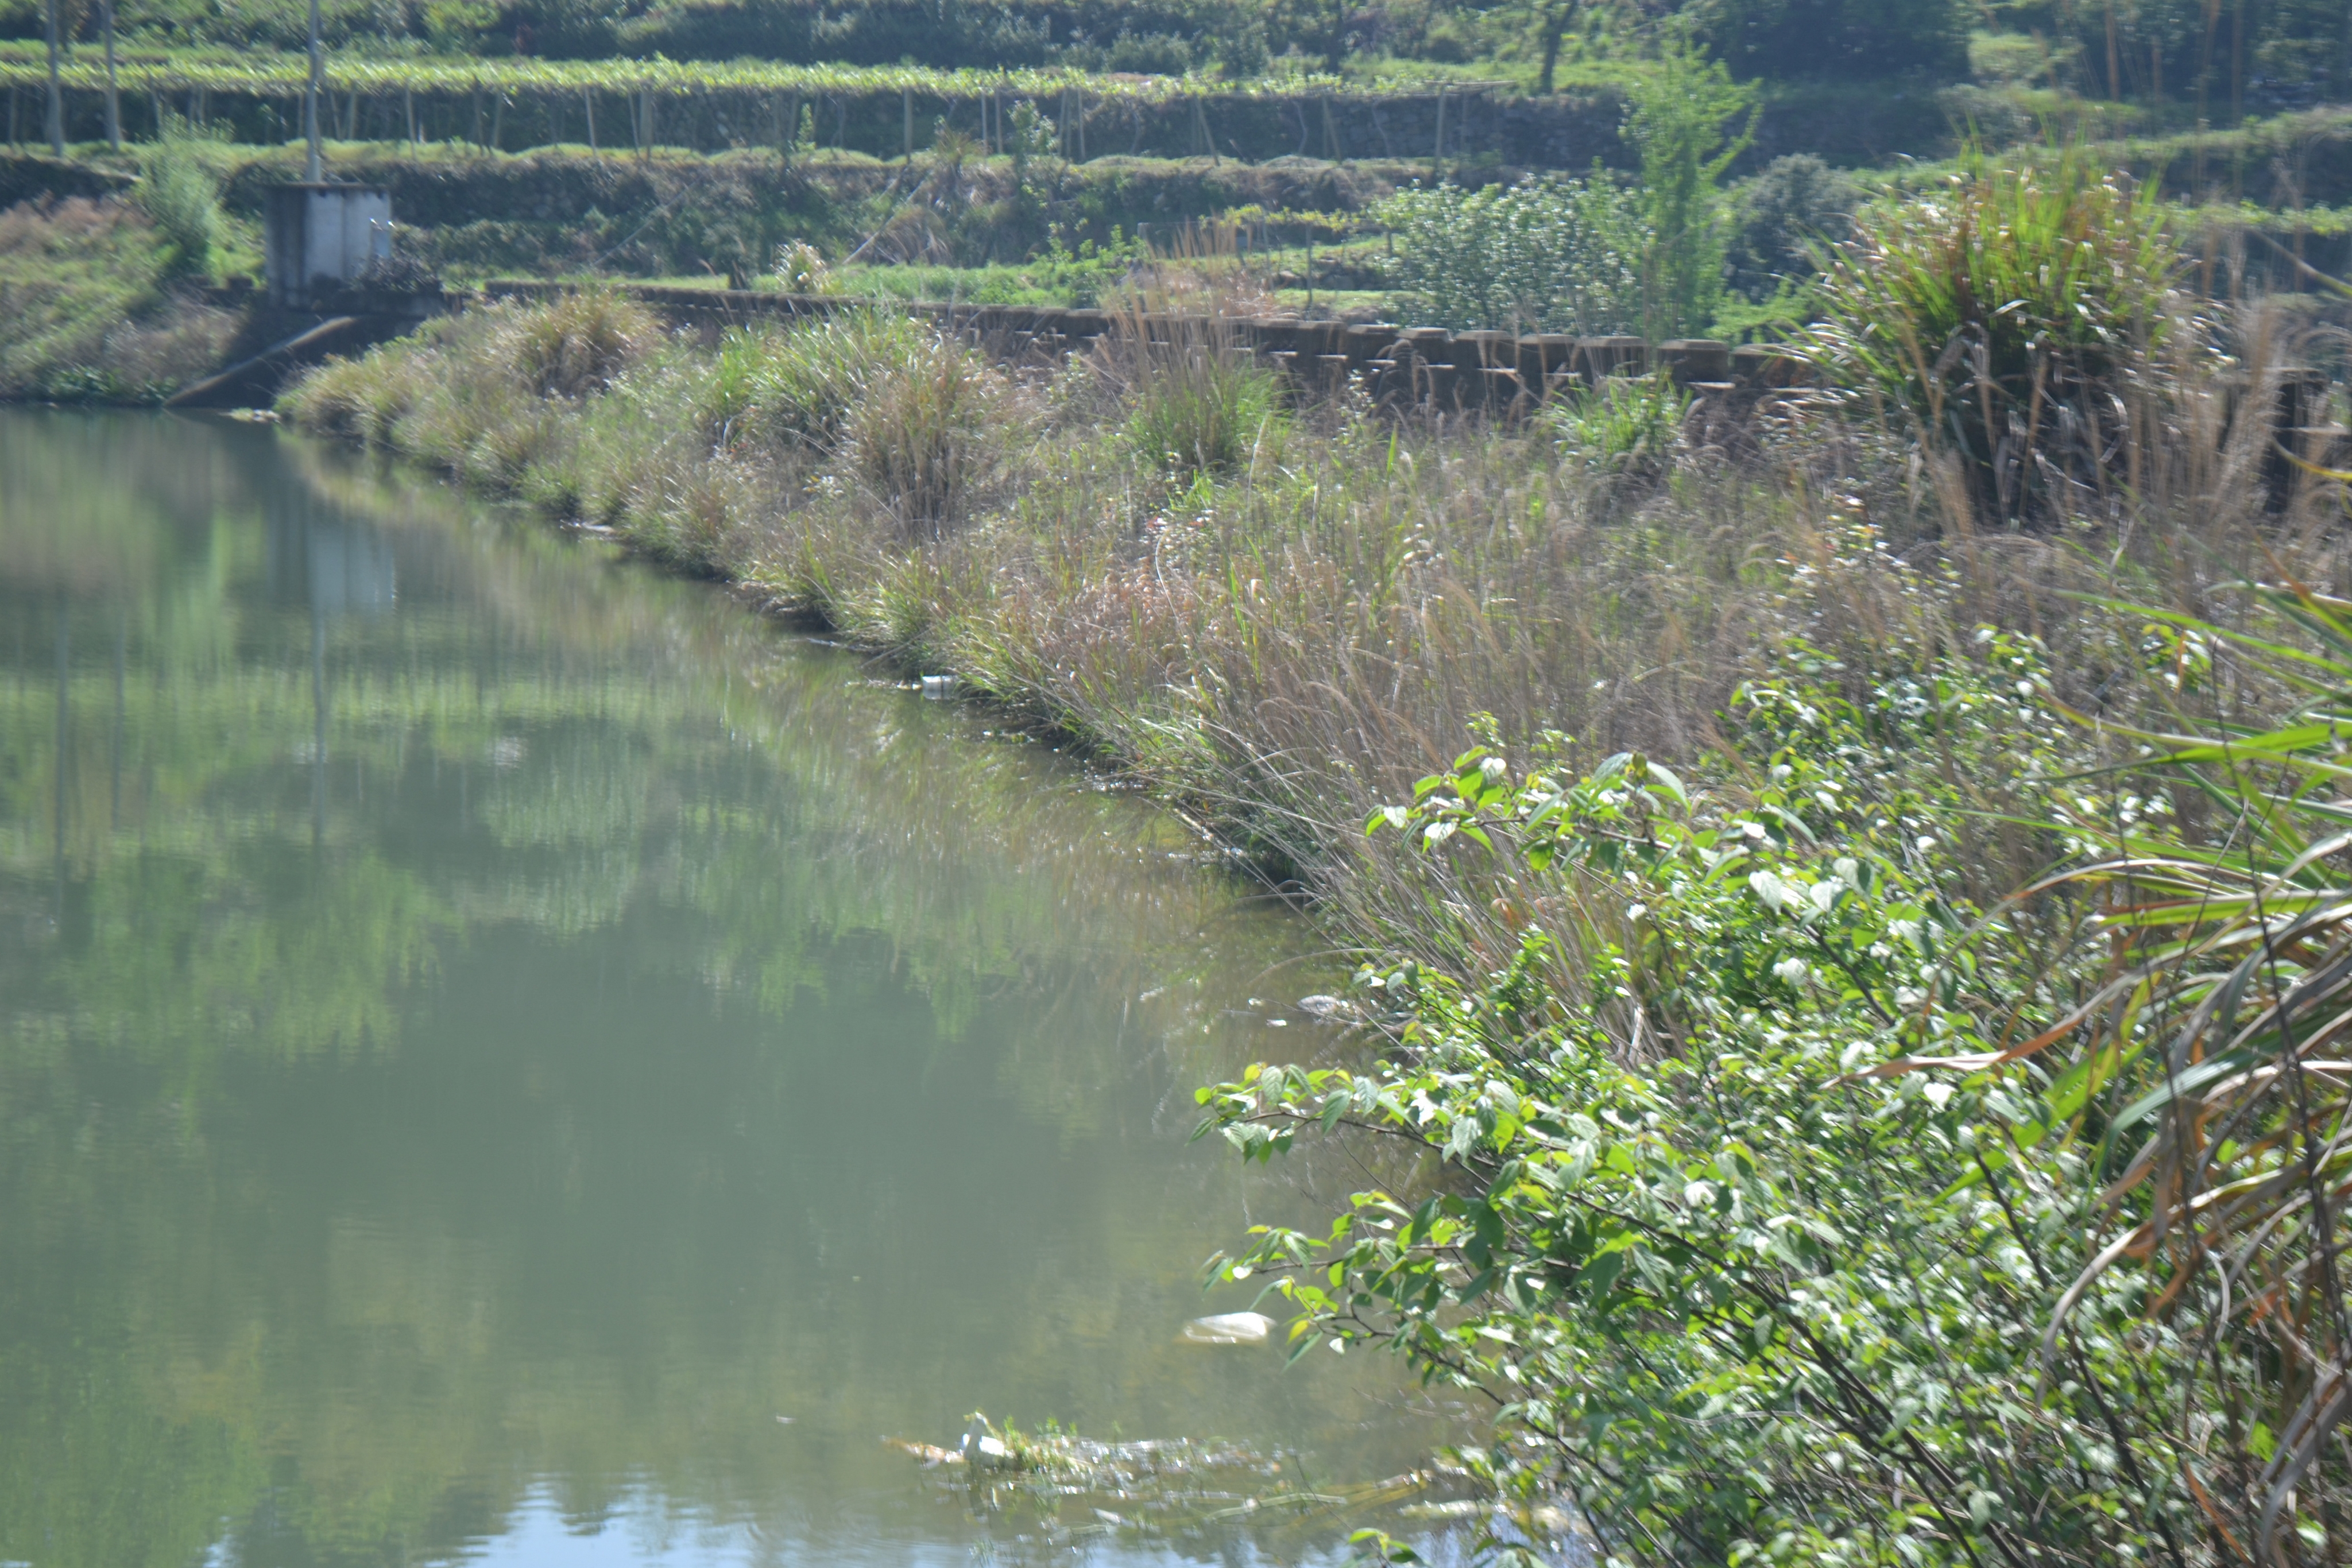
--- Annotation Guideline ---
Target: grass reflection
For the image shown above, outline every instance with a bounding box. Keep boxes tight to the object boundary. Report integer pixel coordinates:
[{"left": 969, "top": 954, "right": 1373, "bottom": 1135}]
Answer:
[{"left": 0, "top": 410, "right": 1449, "bottom": 1568}]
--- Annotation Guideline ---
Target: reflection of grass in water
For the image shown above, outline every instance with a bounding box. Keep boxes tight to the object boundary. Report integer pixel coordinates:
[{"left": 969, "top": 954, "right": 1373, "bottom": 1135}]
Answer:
[
  {"left": 0, "top": 410, "right": 1436, "bottom": 1568},
  {"left": 3, "top": 406, "right": 1334, "bottom": 1089}
]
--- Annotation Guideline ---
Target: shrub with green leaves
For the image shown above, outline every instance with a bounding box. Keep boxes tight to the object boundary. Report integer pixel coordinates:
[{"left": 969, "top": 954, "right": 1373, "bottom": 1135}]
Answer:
[
  {"left": 1375, "top": 174, "right": 1647, "bottom": 336},
  {"left": 1199, "top": 601, "right": 2350, "bottom": 1565},
  {"left": 1108, "top": 312, "right": 1284, "bottom": 479},
  {"left": 697, "top": 308, "right": 933, "bottom": 455},
  {"left": 1622, "top": 30, "right": 1756, "bottom": 341},
  {"left": 136, "top": 114, "right": 223, "bottom": 279},
  {"left": 844, "top": 330, "right": 1016, "bottom": 539},
  {"left": 1726, "top": 153, "right": 1858, "bottom": 304}
]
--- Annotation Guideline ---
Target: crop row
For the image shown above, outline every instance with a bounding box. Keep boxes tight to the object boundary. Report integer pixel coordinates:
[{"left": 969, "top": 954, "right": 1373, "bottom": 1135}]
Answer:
[{"left": 0, "top": 49, "right": 1506, "bottom": 103}]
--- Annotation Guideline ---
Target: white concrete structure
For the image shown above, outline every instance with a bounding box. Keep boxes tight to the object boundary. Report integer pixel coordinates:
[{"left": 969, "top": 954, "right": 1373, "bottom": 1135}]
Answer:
[{"left": 265, "top": 184, "right": 393, "bottom": 307}]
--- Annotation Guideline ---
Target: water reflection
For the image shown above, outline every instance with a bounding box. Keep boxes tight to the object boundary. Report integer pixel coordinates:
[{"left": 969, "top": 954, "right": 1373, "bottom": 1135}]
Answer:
[{"left": 0, "top": 412, "right": 1459, "bottom": 1568}]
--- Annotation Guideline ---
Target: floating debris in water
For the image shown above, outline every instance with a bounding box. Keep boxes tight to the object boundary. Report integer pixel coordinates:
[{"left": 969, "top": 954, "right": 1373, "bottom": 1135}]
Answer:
[
  {"left": 919, "top": 673, "right": 957, "bottom": 699},
  {"left": 885, "top": 1437, "right": 962, "bottom": 1466},
  {"left": 962, "top": 1412, "right": 1018, "bottom": 1468},
  {"left": 1180, "top": 1311, "right": 1273, "bottom": 1345},
  {"left": 883, "top": 1412, "right": 1484, "bottom": 1557},
  {"left": 1296, "top": 993, "right": 1354, "bottom": 1019}
]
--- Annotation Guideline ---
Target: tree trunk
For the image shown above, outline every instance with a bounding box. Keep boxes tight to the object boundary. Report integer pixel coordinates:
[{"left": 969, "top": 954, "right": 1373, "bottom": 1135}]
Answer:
[
  {"left": 305, "top": 0, "right": 323, "bottom": 180},
  {"left": 1538, "top": 2, "right": 1572, "bottom": 95},
  {"left": 102, "top": 0, "right": 120, "bottom": 150},
  {"left": 42, "top": 0, "right": 64, "bottom": 159}
]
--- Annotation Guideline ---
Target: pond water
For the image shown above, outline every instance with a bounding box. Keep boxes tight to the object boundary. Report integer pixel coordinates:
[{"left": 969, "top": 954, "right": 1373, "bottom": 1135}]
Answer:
[{"left": 0, "top": 412, "right": 1467, "bottom": 1568}]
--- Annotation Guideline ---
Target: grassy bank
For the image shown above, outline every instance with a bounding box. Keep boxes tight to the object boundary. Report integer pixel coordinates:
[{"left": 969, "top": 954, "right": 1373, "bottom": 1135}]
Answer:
[
  {"left": 283, "top": 152, "right": 2352, "bottom": 1563},
  {"left": 283, "top": 289, "right": 1793, "bottom": 891},
  {"left": 0, "top": 125, "right": 256, "bottom": 402},
  {"left": 0, "top": 196, "right": 240, "bottom": 401}
]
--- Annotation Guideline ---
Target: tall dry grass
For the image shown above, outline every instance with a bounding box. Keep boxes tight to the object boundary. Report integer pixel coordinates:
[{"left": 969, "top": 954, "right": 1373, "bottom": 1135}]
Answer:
[{"left": 281, "top": 279, "right": 2350, "bottom": 963}]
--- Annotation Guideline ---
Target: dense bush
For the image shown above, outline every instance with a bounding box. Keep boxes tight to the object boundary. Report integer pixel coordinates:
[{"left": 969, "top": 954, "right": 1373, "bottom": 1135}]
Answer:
[
  {"left": 1688, "top": 0, "right": 1967, "bottom": 80},
  {"left": 1376, "top": 175, "right": 1647, "bottom": 335},
  {"left": 134, "top": 118, "right": 224, "bottom": 279},
  {"left": 697, "top": 308, "right": 929, "bottom": 453},
  {"left": 1205, "top": 587, "right": 2352, "bottom": 1562},
  {"left": 1724, "top": 153, "right": 1857, "bottom": 303},
  {"left": 1545, "top": 366, "right": 1688, "bottom": 490},
  {"left": 1371, "top": 40, "right": 1758, "bottom": 338},
  {"left": 841, "top": 330, "right": 1019, "bottom": 537},
  {"left": 1103, "top": 307, "right": 1284, "bottom": 478}
]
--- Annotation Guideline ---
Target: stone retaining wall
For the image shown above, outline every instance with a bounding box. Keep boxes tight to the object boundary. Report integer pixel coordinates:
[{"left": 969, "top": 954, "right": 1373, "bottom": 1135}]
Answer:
[{"left": 483, "top": 278, "right": 1813, "bottom": 413}]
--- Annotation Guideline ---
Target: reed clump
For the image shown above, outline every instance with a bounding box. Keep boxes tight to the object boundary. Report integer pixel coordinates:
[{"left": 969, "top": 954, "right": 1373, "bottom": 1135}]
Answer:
[
  {"left": 1094, "top": 303, "right": 1285, "bottom": 479},
  {"left": 1805, "top": 150, "right": 2186, "bottom": 522}
]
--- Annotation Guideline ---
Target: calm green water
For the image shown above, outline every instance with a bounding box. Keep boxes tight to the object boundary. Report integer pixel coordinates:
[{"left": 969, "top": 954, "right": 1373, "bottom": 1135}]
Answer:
[{"left": 0, "top": 412, "right": 1458, "bottom": 1568}]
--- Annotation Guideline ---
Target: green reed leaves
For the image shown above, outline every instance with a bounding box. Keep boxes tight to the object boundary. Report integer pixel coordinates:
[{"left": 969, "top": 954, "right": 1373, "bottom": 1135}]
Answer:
[{"left": 1808, "top": 150, "right": 2184, "bottom": 522}]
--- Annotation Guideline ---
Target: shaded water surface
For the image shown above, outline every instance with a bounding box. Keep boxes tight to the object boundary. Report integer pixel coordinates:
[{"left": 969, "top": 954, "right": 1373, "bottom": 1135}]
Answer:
[{"left": 0, "top": 413, "right": 1453, "bottom": 1568}]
